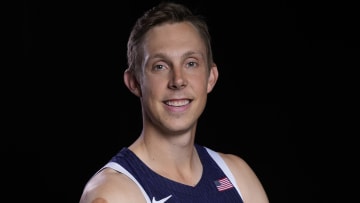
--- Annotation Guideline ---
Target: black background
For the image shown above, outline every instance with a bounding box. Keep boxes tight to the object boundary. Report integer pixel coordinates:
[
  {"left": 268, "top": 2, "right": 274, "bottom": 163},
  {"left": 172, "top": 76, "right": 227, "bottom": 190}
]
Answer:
[{"left": 19, "top": 0, "right": 348, "bottom": 202}]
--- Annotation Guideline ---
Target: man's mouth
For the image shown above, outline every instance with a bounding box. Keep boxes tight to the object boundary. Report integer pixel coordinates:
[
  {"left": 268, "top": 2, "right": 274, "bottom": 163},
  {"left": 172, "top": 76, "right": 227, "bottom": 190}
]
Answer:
[{"left": 165, "top": 99, "right": 191, "bottom": 107}]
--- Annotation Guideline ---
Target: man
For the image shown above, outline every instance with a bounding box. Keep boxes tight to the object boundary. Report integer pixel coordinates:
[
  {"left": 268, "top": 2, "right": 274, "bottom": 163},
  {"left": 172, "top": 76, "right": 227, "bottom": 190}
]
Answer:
[{"left": 79, "top": 2, "right": 269, "bottom": 202}]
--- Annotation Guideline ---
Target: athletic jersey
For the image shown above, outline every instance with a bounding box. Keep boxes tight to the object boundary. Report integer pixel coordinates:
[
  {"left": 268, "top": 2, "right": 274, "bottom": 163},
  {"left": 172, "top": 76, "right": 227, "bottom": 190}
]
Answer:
[{"left": 100, "top": 144, "right": 244, "bottom": 203}]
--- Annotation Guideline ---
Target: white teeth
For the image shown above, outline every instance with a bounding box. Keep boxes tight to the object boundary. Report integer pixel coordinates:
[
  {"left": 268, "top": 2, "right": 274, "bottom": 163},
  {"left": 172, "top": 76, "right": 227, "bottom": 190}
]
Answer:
[{"left": 166, "top": 100, "right": 189, "bottom": 107}]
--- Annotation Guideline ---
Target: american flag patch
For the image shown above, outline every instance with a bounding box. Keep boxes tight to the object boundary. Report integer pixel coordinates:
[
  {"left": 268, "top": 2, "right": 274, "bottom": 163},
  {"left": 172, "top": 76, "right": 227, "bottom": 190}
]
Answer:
[{"left": 214, "top": 177, "right": 234, "bottom": 191}]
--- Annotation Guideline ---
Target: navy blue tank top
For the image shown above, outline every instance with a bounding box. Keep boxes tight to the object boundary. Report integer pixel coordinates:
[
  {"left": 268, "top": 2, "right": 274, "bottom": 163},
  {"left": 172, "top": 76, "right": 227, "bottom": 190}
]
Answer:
[{"left": 103, "top": 144, "right": 244, "bottom": 203}]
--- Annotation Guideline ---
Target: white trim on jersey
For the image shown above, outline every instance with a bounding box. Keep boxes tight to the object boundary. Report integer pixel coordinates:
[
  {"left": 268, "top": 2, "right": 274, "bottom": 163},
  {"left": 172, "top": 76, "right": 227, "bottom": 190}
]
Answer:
[
  {"left": 205, "top": 147, "right": 244, "bottom": 199},
  {"left": 100, "top": 162, "right": 152, "bottom": 203}
]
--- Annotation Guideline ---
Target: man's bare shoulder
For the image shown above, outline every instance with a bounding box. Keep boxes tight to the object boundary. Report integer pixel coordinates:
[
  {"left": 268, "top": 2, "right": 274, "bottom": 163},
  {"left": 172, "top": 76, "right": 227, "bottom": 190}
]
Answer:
[
  {"left": 217, "top": 152, "right": 255, "bottom": 181},
  {"left": 218, "top": 152, "right": 269, "bottom": 203},
  {"left": 79, "top": 168, "right": 146, "bottom": 203}
]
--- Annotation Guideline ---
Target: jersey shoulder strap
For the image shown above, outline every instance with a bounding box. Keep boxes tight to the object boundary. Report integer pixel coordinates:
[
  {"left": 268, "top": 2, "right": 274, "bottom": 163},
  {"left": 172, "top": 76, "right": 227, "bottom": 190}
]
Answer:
[
  {"left": 100, "top": 162, "right": 151, "bottom": 203},
  {"left": 205, "top": 147, "right": 244, "bottom": 199}
]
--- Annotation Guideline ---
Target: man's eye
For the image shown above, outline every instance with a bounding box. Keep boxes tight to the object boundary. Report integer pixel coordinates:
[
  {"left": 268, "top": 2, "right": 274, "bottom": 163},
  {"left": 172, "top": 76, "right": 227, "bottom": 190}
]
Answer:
[
  {"left": 154, "top": 64, "right": 165, "bottom": 70},
  {"left": 187, "top": 62, "right": 197, "bottom": 68}
]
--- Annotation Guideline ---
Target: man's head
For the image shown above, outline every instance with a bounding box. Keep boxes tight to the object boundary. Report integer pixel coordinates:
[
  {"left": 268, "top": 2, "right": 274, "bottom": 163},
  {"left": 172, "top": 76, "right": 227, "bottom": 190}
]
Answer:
[{"left": 123, "top": 2, "right": 218, "bottom": 133}]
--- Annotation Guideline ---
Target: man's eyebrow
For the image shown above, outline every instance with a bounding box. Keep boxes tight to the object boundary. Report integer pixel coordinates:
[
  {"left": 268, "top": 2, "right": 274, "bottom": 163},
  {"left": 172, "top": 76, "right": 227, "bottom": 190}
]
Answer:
[
  {"left": 150, "top": 53, "right": 167, "bottom": 59},
  {"left": 147, "top": 51, "right": 204, "bottom": 64},
  {"left": 182, "top": 51, "right": 204, "bottom": 59}
]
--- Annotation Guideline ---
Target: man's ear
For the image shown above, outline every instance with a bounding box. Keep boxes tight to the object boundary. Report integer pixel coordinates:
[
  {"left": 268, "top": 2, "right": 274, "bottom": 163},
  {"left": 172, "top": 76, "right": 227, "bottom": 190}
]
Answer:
[
  {"left": 124, "top": 68, "right": 142, "bottom": 97},
  {"left": 207, "top": 63, "right": 219, "bottom": 93}
]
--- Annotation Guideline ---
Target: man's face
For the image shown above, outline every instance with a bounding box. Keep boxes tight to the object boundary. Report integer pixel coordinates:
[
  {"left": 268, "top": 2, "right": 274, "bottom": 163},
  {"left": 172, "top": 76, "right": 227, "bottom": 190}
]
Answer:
[{"left": 138, "top": 22, "right": 218, "bottom": 135}]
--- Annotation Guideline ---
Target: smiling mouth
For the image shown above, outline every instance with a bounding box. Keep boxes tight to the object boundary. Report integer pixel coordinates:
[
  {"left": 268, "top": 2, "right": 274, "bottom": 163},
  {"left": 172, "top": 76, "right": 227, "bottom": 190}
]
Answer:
[{"left": 165, "top": 99, "right": 191, "bottom": 107}]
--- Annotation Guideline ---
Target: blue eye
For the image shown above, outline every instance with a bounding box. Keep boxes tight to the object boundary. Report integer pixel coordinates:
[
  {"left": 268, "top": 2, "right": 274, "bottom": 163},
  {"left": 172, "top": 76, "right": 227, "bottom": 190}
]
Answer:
[
  {"left": 187, "top": 61, "right": 197, "bottom": 68},
  {"left": 154, "top": 64, "right": 165, "bottom": 70}
]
